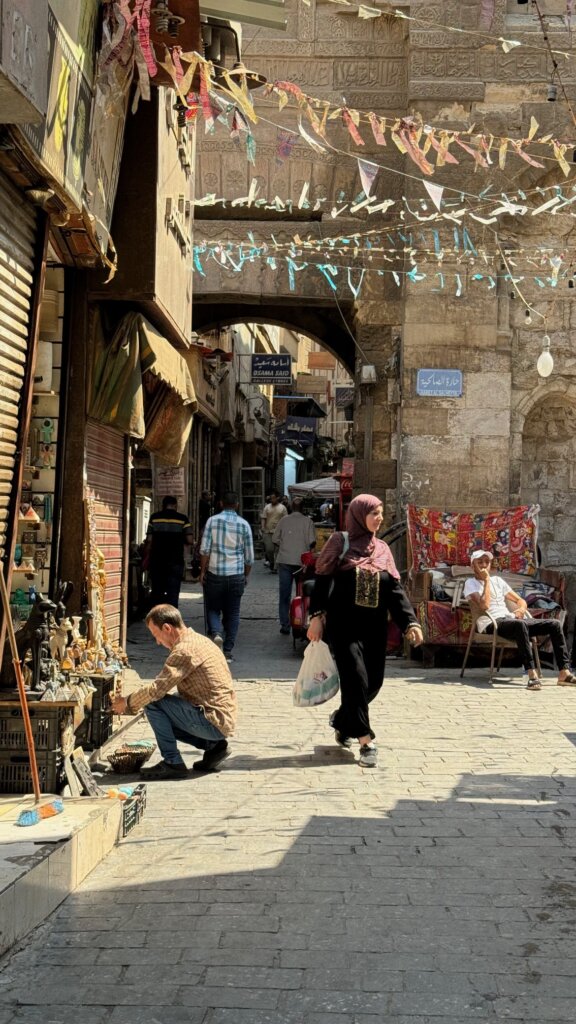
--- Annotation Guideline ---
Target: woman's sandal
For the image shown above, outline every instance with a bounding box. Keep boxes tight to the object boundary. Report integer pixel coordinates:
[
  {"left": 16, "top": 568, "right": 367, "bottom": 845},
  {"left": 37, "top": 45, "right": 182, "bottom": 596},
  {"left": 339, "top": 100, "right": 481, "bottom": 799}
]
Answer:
[
  {"left": 558, "top": 672, "right": 576, "bottom": 686},
  {"left": 527, "top": 678, "right": 542, "bottom": 691}
]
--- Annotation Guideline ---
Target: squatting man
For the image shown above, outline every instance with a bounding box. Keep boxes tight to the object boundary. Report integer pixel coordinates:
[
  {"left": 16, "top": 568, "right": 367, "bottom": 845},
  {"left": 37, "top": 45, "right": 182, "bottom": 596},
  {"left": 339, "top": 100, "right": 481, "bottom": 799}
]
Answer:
[
  {"left": 463, "top": 550, "right": 576, "bottom": 692},
  {"left": 111, "top": 604, "right": 237, "bottom": 780}
]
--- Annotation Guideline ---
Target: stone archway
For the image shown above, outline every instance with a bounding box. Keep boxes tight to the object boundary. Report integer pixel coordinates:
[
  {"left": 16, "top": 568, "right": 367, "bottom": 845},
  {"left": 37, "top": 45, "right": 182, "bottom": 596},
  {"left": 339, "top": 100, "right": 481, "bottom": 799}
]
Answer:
[{"left": 519, "top": 392, "right": 576, "bottom": 607}]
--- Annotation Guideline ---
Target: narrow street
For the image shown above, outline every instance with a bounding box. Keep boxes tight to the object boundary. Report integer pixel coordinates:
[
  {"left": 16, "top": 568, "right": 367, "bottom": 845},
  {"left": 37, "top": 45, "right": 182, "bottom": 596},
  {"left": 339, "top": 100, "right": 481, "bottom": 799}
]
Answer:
[{"left": 2, "top": 564, "right": 576, "bottom": 1023}]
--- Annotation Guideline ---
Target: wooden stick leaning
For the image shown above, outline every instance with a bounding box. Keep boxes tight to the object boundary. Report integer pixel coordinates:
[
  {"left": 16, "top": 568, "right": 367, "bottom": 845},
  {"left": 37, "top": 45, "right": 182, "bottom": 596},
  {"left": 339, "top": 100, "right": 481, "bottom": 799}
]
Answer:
[{"left": 0, "top": 566, "right": 41, "bottom": 802}]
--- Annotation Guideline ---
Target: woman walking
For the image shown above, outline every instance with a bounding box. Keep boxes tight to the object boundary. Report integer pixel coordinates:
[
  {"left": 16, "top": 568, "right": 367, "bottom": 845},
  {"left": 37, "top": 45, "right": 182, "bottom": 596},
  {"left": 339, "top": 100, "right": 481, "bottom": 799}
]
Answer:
[{"left": 307, "top": 494, "right": 423, "bottom": 767}]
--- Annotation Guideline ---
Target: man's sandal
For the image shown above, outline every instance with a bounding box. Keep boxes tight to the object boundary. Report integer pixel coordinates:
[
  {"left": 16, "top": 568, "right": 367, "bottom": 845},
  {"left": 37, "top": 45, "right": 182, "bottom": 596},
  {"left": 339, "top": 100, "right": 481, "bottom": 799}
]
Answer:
[
  {"left": 558, "top": 672, "right": 576, "bottom": 686},
  {"left": 527, "top": 678, "right": 542, "bottom": 691}
]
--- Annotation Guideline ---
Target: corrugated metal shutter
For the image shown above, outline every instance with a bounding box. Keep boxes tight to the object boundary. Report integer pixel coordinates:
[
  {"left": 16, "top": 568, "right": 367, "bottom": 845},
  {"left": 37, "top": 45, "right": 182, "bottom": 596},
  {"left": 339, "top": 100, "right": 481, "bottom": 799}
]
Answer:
[
  {"left": 0, "top": 172, "right": 37, "bottom": 558},
  {"left": 85, "top": 421, "right": 127, "bottom": 644}
]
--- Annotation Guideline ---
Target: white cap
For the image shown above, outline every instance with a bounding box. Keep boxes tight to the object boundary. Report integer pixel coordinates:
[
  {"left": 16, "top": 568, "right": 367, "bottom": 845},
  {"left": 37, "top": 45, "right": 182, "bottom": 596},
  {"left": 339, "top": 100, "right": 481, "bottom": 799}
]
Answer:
[{"left": 470, "top": 549, "right": 493, "bottom": 563}]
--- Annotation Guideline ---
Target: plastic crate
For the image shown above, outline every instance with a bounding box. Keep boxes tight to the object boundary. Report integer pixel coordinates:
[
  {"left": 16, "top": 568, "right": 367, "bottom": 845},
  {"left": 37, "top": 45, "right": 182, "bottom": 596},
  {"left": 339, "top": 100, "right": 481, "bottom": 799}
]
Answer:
[
  {"left": 0, "top": 706, "right": 62, "bottom": 752},
  {"left": 84, "top": 675, "right": 117, "bottom": 750},
  {"left": 121, "top": 783, "right": 147, "bottom": 837},
  {"left": 0, "top": 749, "right": 60, "bottom": 794}
]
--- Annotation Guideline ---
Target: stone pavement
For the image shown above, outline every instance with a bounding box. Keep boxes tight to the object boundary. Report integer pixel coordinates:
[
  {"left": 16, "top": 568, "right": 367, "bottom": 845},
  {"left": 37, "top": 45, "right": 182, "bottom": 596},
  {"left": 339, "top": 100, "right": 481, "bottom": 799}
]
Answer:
[{"left": 2, "top": 562, "right": 576, "bottom": 1022}]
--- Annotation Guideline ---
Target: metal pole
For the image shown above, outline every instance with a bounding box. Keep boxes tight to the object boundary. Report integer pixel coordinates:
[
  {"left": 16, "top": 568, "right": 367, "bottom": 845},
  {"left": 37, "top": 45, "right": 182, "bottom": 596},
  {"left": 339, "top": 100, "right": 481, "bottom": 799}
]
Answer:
[{"left": 363, "top": 387, "right": 374, "bottom": 491}]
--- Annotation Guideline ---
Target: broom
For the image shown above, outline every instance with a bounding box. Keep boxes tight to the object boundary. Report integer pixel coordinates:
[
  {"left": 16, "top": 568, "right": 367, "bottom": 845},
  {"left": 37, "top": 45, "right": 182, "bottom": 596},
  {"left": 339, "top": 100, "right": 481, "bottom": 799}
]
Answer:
[{"left": 0, "top": 567, "right": 63, "bottom": 826}]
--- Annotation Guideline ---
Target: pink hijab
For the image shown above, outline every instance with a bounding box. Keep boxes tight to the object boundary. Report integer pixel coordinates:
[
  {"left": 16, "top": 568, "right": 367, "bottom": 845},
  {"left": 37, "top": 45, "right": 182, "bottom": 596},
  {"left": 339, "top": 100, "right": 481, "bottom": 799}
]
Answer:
[{"left": 315, "top": 494, "right": 400, "bottom": 578}]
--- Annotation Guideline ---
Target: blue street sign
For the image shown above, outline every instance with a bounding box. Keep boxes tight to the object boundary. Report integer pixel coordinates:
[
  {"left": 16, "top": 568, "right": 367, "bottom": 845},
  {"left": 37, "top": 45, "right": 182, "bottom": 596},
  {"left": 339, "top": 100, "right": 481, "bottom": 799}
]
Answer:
[{"left": 416, "top": 368, "right": 463, "bottom": 398}]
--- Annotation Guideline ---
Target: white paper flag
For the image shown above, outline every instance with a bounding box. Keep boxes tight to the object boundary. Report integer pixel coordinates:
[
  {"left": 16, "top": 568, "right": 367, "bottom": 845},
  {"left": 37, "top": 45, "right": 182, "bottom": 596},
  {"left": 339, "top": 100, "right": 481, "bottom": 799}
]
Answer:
[
  {"left": 357, "top": 158, "right": 379, "bottom": 198},
  {"left": 423, "top": 180, "right": 444, "bottom": 211}
]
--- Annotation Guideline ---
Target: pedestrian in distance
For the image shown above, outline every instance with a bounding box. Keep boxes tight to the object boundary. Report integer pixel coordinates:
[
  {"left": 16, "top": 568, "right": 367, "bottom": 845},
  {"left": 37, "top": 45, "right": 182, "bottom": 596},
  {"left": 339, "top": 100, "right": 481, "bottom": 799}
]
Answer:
[
  {"left": 143, "top": 495, "right": 194, "bottom": 609},
  {"left": 260, "top": 490, "right": 287, "bottom": 572},
  {"left": 199, "top": 491, "right": 254, "bottom": 661},
  {"left": 111, "top": 604, "right": 237, "bottom": 779},
  {"left": 272, "top": 496, "right": 316, "bottom": 635},
  {"left": 464, "top": 549, "right": 576, "bottom": 691},
  {"left": 307, "top": 493, "right": 423, "bottom": 768}
]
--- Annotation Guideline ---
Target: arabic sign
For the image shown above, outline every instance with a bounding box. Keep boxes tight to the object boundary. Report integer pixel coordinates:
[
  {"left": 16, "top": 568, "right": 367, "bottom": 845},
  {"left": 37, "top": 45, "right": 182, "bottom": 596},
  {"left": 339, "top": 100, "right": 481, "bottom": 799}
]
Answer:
[
  {"left": 416, "top": 369, "right": 463, "bottom": 398},
  {"left": 276, "top": 416, "right": 317, "bottom": 444},
  {"left": 251, "top": 353, "right": 292, "bottom": 383},
  {"left": 155, "top": 466, "right": 185, "bottom": 497},
  {"left": 336, "top": 386, "right": 355, "bottom": 408}
]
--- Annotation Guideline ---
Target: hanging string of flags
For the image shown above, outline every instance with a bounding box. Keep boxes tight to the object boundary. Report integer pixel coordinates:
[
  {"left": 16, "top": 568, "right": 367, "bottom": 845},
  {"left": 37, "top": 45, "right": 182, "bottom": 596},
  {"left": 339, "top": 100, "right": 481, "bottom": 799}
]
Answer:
[
  {"left": 297, "top": 0, "right": 576, "bottom": 65},
  {"left": 194, "top": 175, "right": 576, "bottom": 228},
  {"left": 192, "top": 236, "right": 572, "bottom": 299},
  {"left": 130, "top": 41, "right": 576, "bottom": 179},
  {"left": 193, "top": 227, "right": 572, "bottom": 273},
  {"left": 98, "top": 2, "right": 576, "bottom": 177}
]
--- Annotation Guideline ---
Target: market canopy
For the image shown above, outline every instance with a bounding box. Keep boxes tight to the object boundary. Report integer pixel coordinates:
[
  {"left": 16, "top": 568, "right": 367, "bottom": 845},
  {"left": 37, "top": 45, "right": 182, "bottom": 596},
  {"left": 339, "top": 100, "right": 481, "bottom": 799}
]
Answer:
[{"left": 288, "top": 477, "right": 339, "bottom": 499}]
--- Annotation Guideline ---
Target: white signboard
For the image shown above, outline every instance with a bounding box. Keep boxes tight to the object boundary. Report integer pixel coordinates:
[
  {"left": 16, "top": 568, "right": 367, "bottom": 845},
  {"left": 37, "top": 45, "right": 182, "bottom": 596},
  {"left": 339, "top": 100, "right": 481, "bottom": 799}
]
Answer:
[{"left": 155, "top": 467, "right": 185, "bottom": 497}]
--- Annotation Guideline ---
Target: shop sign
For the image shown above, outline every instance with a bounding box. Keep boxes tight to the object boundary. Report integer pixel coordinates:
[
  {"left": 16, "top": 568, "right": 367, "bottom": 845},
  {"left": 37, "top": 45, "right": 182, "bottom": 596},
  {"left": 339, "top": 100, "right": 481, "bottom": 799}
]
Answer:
[
  {"left": 341, "top": 457, "right": 355, "bottom": 479},
  {"left": 20, "top": 1, "right": 100, "bottom": 211},
  {"left": 416, "top": 369, "right": 463, "bottom": 398},
  {"left": 155, "top": 466, "right": 185, "bottom": 497},
  {"left": 336, "top": 386, "right": 355, "bottom": 407},
  {"left": 296, "top": 373, "right": 327, "bottom": 395},
  {"left": 251, "top": 353, "right": 292, "bottom": 383},
  {"left": 308, "top": 352, "right": 336, "bottom": 370},
  {"left": 277, "top": 416, "right": 317, "bottom": 444}
]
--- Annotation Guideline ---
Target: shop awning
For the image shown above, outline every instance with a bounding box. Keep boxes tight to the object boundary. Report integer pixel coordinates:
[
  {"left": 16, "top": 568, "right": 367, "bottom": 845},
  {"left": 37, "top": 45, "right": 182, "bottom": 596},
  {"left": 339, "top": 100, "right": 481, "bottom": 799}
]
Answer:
[
  {"left": 200, "top": 0, "right": 286, "bottom": 30},
  {"left": 88, "top": 312, "right": 197, "bottom": 466},
  {"left": 139, "top": 319, "right": 196, "bottom": 405},
  {"left": 274, "top": 395, "right": 327, "bottom": 418}
]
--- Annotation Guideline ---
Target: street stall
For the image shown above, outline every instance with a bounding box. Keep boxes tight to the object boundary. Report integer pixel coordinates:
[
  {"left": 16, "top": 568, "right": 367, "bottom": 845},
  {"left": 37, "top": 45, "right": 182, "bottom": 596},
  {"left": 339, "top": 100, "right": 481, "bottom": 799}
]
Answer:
[{"left": 288, "top": 476, "right": 341, "bottom": 551}]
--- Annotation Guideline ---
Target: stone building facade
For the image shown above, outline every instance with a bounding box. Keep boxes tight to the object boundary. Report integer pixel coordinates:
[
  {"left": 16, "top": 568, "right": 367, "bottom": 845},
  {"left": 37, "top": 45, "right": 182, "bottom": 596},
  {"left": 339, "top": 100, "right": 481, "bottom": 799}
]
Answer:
[{"left": 194, "top": 0, "right": 576, "bottom": 597}]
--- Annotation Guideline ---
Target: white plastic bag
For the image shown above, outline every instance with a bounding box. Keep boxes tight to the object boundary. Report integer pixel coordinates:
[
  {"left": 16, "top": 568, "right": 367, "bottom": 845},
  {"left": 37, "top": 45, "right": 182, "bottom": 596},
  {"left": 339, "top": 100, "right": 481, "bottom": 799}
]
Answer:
[{"left": 293, "top": 640, "right": 339, "bottom": 707}]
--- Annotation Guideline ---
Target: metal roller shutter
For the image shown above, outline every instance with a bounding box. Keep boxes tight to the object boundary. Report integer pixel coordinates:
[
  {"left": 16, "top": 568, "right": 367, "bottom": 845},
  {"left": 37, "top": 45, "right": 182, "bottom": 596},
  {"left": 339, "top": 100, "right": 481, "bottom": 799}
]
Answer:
[
  {"left": 0, "top": 172, "right": 37, "bottom": 558},
  {"left": 85, "top": 421, "right": 127, "bottom": 645}
]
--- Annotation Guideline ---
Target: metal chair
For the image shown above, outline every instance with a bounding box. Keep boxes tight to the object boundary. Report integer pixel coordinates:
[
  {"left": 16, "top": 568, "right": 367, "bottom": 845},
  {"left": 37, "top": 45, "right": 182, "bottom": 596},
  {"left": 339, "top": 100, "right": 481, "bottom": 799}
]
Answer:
[{"left": 460, "top": 604, "right": 541, "bottom": 682}]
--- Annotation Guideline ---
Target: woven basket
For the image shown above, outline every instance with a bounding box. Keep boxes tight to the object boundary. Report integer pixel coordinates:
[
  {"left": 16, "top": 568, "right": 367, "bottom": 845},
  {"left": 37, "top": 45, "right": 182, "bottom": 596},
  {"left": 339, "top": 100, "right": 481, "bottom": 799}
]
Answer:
[{"left": 107, "top": 744, "right": 155, "bottom": 773}]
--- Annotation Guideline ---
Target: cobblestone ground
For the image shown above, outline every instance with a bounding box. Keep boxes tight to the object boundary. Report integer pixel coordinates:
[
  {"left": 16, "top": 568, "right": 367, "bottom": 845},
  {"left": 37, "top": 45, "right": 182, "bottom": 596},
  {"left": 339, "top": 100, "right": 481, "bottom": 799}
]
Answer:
[{"left": 2, "top": 562, "right": 576, "bottom": 1022}]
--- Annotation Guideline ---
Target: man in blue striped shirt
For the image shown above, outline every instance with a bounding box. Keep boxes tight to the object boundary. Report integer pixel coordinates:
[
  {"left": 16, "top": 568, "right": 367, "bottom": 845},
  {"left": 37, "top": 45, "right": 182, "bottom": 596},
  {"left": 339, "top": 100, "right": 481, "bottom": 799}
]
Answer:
[{"left": 199, "top": 492, "right": 254, "bottom": 660}]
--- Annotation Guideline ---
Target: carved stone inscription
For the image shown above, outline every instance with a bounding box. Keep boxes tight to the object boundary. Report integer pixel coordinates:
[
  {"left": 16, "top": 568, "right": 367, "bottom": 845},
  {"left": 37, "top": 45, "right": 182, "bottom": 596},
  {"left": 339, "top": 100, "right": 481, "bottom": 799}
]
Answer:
[{"left": 334, "top": 60, "right": 406, "bottom": 90}]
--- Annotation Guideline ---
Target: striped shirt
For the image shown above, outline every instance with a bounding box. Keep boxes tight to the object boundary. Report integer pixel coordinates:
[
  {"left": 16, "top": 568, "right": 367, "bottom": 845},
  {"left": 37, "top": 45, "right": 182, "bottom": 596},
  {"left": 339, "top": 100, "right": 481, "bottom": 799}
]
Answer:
[
  {"left": 200, "top": 509, "right": 254, "bottom": 576},
  {"left": 146, "top": 509, "right": 193, "bottom": 570},
  {"left": 127, "top": 629, "right": 237, "bottom": 736}
]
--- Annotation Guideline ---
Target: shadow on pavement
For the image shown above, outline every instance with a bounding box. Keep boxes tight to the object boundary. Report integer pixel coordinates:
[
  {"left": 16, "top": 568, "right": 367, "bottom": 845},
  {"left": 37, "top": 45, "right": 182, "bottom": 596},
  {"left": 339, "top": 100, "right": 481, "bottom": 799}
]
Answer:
[{"left": 2, "top": 767, "right": 576, "bottom": 1022}]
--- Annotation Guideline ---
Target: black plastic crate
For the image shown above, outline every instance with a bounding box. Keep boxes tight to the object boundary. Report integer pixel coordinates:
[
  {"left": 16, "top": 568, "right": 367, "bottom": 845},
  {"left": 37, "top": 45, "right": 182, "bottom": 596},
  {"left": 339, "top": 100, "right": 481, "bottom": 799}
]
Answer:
[
  {"left": 121, "top": 783, "right": 147, "bottom": 837},
  {"left": 83, "top": 675, "right": 117, "bottom": 750},
  {"left": 0, "top": 706, "right": 62, "bottom": 752},
  {"left": 0, "top": 749, "right": 60, "bottom": 794}
]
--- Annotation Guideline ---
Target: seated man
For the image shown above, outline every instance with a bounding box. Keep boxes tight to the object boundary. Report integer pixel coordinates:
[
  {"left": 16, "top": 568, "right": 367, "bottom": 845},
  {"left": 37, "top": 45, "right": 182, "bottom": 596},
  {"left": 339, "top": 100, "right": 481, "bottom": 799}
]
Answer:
[
  {"left": 464, "top": 550, "right": 576, "bottom": 692},
  {"left": 111, "top": 604, "right": 237, "bottom": 779}
]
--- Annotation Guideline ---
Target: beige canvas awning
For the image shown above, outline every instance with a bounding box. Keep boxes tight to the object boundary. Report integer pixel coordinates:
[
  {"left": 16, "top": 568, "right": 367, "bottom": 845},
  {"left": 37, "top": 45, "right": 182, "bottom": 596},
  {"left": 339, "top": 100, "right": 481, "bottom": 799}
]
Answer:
[
  {"left": 200, "top": 0, "right": 286, "bottom": 30},
  {"left": 88, "top": 312, "right": 197, "bottom": 465}
]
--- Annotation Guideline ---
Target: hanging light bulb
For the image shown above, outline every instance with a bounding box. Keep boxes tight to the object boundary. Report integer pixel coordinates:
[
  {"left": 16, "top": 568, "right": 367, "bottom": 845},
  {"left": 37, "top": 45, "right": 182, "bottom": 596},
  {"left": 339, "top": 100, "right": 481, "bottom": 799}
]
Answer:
[
  {"left": 536, "top": 335, "right": 554, "bottom": 378},
  {"left": 525, "top": 309, "right": 532, "bottom": 325}
]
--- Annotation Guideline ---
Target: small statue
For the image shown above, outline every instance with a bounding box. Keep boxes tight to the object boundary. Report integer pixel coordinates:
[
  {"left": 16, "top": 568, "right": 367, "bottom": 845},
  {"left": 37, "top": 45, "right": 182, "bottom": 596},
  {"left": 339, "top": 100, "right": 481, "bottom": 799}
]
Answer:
[{"left": 49, "top": 616, "right": 72, "bottom": 664}]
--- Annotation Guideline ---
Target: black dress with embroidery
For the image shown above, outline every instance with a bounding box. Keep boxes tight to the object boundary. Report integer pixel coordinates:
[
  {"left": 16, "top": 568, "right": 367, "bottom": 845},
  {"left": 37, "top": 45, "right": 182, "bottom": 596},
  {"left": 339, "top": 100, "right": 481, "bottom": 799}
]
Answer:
[{"left": 309, "top": 568, "right": 418, "bottom": 739}]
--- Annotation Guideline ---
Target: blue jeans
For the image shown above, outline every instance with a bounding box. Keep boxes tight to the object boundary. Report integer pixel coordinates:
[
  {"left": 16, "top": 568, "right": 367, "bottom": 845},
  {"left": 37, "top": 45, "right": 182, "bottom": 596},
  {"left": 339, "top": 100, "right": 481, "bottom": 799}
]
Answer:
[
  {"left": 203, "top": 572, "right": 245, "bottom": 653},
  {"left": 278, "top": 563, "right": 300, "bottom": 629},
  {"left": 145, "top": 694, "right": 225, "bottom": 766}
]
